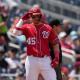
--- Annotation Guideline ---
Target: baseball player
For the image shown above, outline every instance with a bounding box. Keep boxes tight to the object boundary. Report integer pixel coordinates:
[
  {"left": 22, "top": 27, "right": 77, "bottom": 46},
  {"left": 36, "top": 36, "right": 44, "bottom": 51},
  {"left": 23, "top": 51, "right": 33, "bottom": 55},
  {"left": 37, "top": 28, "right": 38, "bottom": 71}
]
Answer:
[
  {"left": 12, "top": 5, "right": 60, "bottom": 80},
  {"left": 49, "top": 19, "right": 62, "bottom": 80}
]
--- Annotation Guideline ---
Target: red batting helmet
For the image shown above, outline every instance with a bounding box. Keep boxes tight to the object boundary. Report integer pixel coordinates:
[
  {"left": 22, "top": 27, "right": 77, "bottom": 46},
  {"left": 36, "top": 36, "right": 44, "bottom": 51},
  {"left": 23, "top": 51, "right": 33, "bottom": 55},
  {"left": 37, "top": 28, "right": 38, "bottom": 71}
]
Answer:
[{"left": 29, "top": 5, "right": 42, "bottom": 15}]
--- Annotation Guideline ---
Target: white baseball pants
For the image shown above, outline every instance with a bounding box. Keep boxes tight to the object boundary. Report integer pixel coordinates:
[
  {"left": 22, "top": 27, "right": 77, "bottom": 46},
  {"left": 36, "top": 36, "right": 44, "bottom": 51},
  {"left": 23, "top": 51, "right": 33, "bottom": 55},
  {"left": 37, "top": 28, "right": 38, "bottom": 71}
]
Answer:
[{"left": 25, "top": 56, "right": 57, "bottom": 80}]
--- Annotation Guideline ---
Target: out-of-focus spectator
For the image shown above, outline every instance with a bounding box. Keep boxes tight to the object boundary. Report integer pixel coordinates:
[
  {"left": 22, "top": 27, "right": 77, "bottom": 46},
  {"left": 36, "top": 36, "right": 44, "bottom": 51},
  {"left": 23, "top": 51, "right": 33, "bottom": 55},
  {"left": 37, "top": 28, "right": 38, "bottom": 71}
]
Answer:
[
  {"left": 70, "top": 31, "right": 80, "bottom": 63},
  {"left": 5, "top": 48, "right": 23, "bottom": 73},
  {"left": 0, "top": 34, "right": 8, "bottom": 54},
  {"left": 69, "top": 62, "right": 80, "bottom": 80},
  {"left": 49, "top": 19, "right": 63, "bottom": 34},
  {"left": 0, "top": 3, "right": 8, "bottom": 34},
  {"left": 0, "top": 3, "right": 9, "bottom": 45},
  {"left": 0, "top": 47, "right": 8, "bottom": 72},
  {"left": 70, "top": 31, "right": 80, "bottom": 54},
  {"left": 59, "top": 31, "right": 73, "bottom": 49},
  {"left": 74, "top": 62, "right": 80, "bottom": 74},
  {"left": 62, "top": 19, "right": 72, "bottom": 35},
  {"left": 61, "top": 66, "right": 69, "bottom": 80},
  {"left": 5, "top": 0, "right": 19, "bottom": 10},
  {"left": 59, "top": 31, "right": 76, "bottom": 68}
]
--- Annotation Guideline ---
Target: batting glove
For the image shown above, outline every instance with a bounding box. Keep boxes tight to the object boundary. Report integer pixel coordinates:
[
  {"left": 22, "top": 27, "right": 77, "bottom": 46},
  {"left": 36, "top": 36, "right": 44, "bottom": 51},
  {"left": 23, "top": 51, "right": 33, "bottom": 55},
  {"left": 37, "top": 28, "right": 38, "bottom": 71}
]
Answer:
[
  {"left": 21, "top": 12, "right": 31, "bottom": 21},
  {"left": 51, "top": 58, "right": 59, "bottom": 68}
]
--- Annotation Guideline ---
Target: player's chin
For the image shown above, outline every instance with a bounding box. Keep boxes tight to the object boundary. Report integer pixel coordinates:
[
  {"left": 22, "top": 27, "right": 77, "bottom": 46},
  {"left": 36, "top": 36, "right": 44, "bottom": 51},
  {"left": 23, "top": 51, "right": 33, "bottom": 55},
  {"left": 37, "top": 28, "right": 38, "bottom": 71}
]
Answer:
[{"left": 34, "top": 20, "right": 40, "bottom": 24}]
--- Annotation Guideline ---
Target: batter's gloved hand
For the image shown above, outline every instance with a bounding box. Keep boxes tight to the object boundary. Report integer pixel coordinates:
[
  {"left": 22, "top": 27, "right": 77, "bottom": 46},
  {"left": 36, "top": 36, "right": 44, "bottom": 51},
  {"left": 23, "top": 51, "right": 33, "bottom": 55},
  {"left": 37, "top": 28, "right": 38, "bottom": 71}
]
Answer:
[
  {"left": 21, "top": 12, "right": 31, "bottom": 21},
  {"left": 13, "top": 10, "right": 32, "bottom": 33},
  {"left": 51, "top": 58, "right": 59, "bottom": 68},
  {"left": 15, "top": 11, "right": 32, "bottom": 28}
]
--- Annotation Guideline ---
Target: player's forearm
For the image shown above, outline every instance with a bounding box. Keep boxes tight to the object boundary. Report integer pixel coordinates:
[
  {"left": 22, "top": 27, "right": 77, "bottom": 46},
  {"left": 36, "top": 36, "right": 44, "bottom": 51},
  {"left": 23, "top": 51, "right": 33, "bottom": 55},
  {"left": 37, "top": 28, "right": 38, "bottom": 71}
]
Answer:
[
  {"left": 53, "top": 44, "right": 60, "bottom": 61},
  {"left": 16, "top": 19, "right": 23, "bottom": 28},
  {"left": 51, "top": 44, "right": 60, "bottom": 68},
  {"left": 12, "top": 18, "right": 23, "bottom": 34}
]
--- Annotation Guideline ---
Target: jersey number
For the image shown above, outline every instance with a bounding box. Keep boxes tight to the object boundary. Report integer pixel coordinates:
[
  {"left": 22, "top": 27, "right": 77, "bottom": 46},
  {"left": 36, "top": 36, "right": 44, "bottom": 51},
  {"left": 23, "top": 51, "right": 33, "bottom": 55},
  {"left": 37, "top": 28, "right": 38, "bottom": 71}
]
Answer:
[{"left": 27, "top": 37, "right": 36, "bottom": 45}]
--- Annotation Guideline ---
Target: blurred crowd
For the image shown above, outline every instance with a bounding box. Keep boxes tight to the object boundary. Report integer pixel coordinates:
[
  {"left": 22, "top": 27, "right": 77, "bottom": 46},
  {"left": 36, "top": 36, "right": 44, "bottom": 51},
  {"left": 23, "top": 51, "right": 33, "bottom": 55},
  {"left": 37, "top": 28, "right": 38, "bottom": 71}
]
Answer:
[{"left": 0, "top": 0, "right": 80, "bottom": 80}]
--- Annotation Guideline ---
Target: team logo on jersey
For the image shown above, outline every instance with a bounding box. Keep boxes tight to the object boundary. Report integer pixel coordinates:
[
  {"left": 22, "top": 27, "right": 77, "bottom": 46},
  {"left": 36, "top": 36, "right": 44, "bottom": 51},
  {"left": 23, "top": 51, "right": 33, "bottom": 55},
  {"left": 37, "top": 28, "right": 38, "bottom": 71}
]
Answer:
[{"left": 42, "top": 31, "right": 49, "bottom": 38}]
